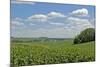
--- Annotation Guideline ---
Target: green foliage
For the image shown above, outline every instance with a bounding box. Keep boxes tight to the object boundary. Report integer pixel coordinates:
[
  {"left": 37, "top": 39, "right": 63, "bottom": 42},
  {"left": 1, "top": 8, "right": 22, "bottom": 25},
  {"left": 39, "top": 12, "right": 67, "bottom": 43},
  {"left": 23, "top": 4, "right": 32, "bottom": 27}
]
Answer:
[
  {"left": 11, "top": 39, "right": 95, "bottom": 66},
  {"left": 74, "top": 28, "right": 95, "bottom": 44}
]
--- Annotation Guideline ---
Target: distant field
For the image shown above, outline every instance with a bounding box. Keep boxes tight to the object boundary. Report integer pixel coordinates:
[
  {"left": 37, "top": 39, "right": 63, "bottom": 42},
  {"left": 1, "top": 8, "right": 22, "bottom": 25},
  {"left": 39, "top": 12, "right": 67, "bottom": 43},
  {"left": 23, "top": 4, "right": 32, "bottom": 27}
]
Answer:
[{"left": 11, "top": 38, "right": 95, "bottom": 66}]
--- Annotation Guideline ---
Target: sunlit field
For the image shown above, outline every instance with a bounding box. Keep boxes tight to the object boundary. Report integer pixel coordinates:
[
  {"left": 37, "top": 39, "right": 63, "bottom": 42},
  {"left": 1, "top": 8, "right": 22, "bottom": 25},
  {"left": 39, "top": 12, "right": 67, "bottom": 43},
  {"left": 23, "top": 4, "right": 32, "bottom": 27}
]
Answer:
[{"left": 11, "top": 38, "right": 95, "bottom": 66}]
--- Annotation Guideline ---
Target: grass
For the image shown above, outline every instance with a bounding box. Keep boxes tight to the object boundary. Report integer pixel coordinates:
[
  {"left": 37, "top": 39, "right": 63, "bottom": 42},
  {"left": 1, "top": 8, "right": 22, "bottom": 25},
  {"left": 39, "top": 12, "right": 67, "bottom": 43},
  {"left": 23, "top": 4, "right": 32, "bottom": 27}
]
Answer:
[{"left": 11, "top": 38, "right": 95, "bottom": 66}]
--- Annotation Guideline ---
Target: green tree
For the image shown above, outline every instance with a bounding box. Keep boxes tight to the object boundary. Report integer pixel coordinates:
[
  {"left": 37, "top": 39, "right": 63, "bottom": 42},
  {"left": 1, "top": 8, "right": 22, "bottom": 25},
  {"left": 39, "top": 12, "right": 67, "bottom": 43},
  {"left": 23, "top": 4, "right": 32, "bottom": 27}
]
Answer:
[{"left": 74, "top": 28, "right": 95, "bottom": 44}]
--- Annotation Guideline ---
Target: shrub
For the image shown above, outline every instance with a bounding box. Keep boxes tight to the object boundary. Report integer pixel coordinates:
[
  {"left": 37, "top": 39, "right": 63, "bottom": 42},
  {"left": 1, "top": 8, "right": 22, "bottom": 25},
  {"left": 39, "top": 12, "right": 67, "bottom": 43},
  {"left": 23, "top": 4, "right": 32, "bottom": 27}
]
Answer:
[{"left": 74, "top": 28, "right": 95, "bottom": 44}]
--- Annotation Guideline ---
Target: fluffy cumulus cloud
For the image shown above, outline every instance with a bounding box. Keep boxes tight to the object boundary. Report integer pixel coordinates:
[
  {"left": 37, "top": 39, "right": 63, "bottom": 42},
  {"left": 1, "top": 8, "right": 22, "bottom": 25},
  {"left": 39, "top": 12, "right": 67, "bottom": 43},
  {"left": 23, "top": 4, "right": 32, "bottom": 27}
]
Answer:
[
  {"left": 14, "top": 17, "right": 22, "bottom": 21},
  {"left": 47, "top": 12, "right": 66, "bottom": 18},
  {"left": 49, "top": 22, "right": 64, "bottom": 26},
  {"left": 11, "top": 0, "right": 35, "bottom": 5},
  {"left": 11, "top": 8, "right": 95, "bottom": 38},
  {"left": 28, "top": 14, "right": 48, "bottom": 22},
  {"left": 66, "top": 17, "right": 93, "bottom": 30},
  {"left": 11, "top": 20, "right": 24, "bottom": 26},
  {"left": 27, "top": 12, "right": 66, "bottom": 22},
  {"left": 11, "top": 17, "right": 24, "bottom": 29},
  {"left": 29, "top": 23, "right": 36, "bottom": 26},
  {"left": 71, "top": 8, "right": 88, "bottom": 17}
]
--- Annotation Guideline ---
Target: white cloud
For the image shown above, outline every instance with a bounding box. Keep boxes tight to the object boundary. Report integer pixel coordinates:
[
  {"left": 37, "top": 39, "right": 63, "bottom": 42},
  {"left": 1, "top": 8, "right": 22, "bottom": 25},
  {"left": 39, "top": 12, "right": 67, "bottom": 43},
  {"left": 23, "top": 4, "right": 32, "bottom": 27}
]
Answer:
[
  {"left": 28, "top": 14, "right": 48, "bottom": 22},
  {"left": 11, "top": 17, "right": 94, "bottom": 38},
  {"left": 14, "top": 17, "right": 22, "bottom": 21},
  {"left": 49, "top": 22, "right": 64, "bottom": 26},
  {"left": 66, "top": 17, "right": 93, "bottom": 30},
  {"left": 27, "top": 12, "right": 66, "bottom": 23},
  {"left": 11, "top": 1, "right": 35, "bottom": 5},
  {"left": 11, "top": 10, "right": 95, "bottom": 38},
  {"left": 12, "top": 27, "right": 76, "bottom": 38},
  {"left": 29, "top": 23, "right": 35, "bottom": 26},
  {"left": 11, "top": 20, "right": 24, "bottom": 30},
  {"left": 48, "top": 12, "right": 66, "bottom": 18},
  {"left": 71, "top": 8, "right": 88, "bottom": 16},
  {"left": 11, "top": 20, "right": 24, "bottom": 26},
  {"left": 11, "top": 17, "right": 25, "bottom": 29}
]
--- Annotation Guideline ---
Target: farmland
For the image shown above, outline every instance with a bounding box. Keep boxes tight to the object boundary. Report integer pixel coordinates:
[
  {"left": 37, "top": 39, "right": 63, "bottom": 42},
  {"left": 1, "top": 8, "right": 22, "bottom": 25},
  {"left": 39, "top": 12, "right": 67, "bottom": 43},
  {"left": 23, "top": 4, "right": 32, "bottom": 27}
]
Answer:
[{"left": 11, "top": 38, "right": 95, "bottom": 66}]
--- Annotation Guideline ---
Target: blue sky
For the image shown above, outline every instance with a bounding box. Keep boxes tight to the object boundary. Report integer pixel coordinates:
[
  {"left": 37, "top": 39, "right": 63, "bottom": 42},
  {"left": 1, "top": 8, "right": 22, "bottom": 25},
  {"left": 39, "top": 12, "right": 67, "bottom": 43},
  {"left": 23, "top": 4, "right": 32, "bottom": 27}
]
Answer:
[{"left": 11, "top": 1, "right": 95, "bottom": 38}]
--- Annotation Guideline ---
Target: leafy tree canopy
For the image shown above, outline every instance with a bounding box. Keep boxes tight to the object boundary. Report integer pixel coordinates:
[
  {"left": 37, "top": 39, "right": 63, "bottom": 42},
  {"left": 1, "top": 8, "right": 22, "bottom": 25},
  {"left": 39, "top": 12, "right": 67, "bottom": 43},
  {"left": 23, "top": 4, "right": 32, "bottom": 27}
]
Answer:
[{"left": 74, "top": 28, "right": 95, "bottom": 44}]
